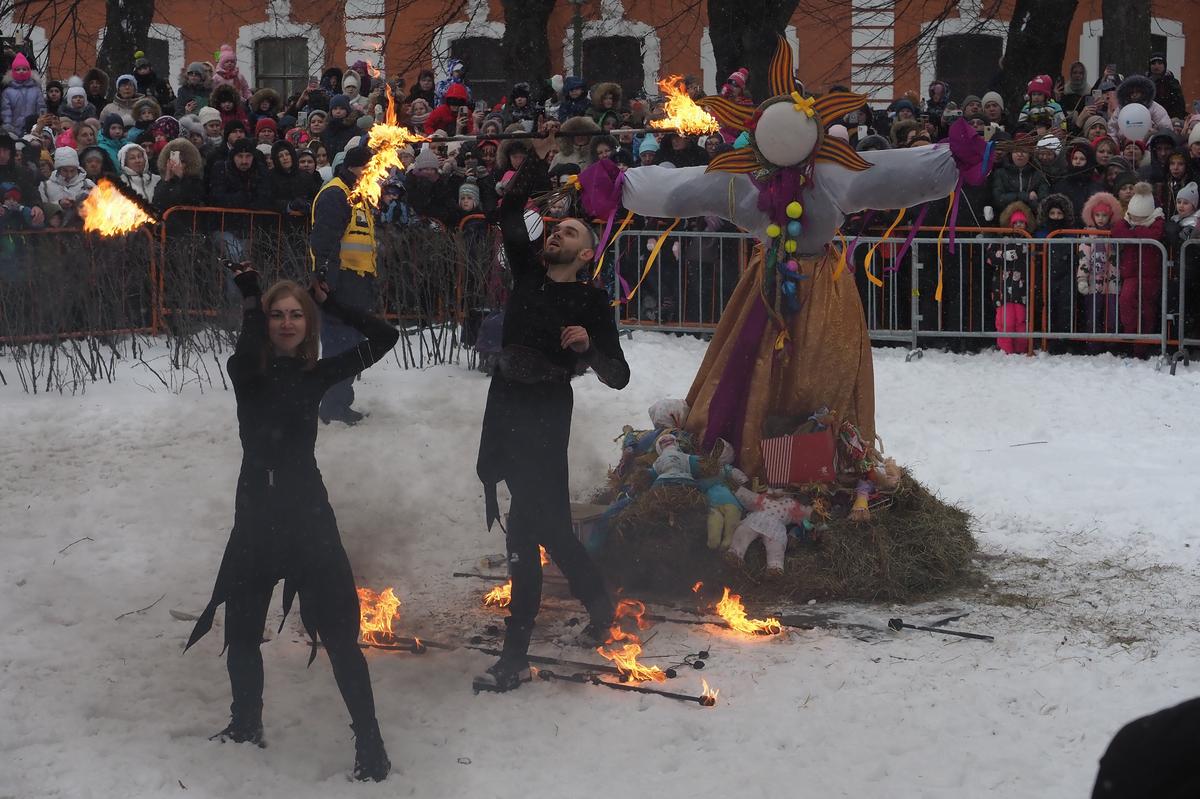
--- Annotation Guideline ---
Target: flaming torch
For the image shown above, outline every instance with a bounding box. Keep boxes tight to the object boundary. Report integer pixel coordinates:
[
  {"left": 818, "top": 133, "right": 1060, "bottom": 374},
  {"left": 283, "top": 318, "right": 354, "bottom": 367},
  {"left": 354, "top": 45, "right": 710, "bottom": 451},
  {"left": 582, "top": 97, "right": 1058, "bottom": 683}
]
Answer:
[
  {"left": 81, "top": 178, "right": 154, "bottom": 236},
  {"left": 700, "top": 679, "right": 720, "bottom": 707},
  {"left": 349, "top": 84, "right": 427, "bottom": 209},
  {"left": 597, "top": 598, "right": 667, "bottom": 683},
  {"left": 715, "top": 587, "right": 782, "bottom": 636},
  {"left": 357, "top": 586, "right": 402, "bottom": 645},
  {"left": 649, "top": 75, "right": 719, "bottom": 136}
]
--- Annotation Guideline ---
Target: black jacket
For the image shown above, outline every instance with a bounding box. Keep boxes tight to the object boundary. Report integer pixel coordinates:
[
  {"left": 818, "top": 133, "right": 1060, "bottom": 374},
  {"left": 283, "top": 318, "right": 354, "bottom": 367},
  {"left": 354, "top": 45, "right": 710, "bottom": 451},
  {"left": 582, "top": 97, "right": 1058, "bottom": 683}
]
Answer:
[
  {"left": 185, "top": 274, "right": 398, "bottom": 654},
  {"left": 476, "top": 158, "right": 629, "bottom": 529}
]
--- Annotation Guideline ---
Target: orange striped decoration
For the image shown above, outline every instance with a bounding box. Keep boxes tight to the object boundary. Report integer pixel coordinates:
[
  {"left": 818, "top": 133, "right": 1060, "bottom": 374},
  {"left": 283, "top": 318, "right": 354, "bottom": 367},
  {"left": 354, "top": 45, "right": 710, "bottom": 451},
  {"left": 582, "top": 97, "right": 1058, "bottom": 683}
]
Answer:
[
  {"left": 696, "top": 96, "right": 754, "bottom": 131},
  {"left": 812, "top": 91, "right": 870, "bottom": 125},
  {"left": 767, "top": 35, "right": 794, "bottom": 98},
  {"left": 705, "top": 148, "right": 760, "bottom": 174},
  {"left": 814, "top": 136, "right": 873, "bottom": 171}
]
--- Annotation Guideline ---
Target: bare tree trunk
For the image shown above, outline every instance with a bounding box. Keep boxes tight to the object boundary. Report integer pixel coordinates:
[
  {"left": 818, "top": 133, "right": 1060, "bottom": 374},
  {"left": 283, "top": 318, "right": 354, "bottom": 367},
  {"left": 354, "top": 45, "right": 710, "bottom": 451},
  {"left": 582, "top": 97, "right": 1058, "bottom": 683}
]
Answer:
[
  {"left": 96, "top": 0, "right": 155, "bottom": 80},
  {"left": 1099, "top": 0, "right": 1150, "bottom": 81},
  {"left": 995, "top": 0, "right": 1079, "bottom": 122},
  {"left": 707, "top": 0, "right": 799, "bottom": 103},
  {"left": 500, "top": 0, "right": 555, "bottom": 102}
]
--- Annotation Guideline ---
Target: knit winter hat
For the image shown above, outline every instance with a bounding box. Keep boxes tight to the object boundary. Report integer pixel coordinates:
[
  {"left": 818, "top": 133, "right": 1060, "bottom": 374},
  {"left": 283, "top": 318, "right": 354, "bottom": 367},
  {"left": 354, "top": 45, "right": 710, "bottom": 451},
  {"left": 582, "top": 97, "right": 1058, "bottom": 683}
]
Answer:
[
  {"left": 116, "top": 74, "right": 137, "bottom": 90},
  {"left": 255, "top": 118, "right": 277, "bottom": 134},
  {"left": 53, "top": 146, "right": 79, "bottom": 169},
  {"left": 1036, "top": 135, "right": 1061, "bottom": 152},
  {"left": 1026, "top": 75, "right": 1053, "bottom": 97},
  {"left": 223, "top": 120, "right": 246, "bottom": 141},
  {"left": 343, "top": 145, "right": 372, "bottom": 169},
  {"left": 179, "top": 114, "right": 203, "bottom": 135},
  {"left": 981, "top": 91, "right": 1004, "bottom": 108},
  {"left": 329, "top": 94, "right": 351, "bottom": 112},
  {"left": 197, "top": 106, "right": 222, "bottom": 126},
  {"left": 66, "top": 86, "right": 86, "bottom": 103},
  {"left": 67, "top": 75, "right": 83, "bottom": 88},
  {"left": 458, "top": 181, "right": 480, "bottom": 203},
  {"left": 1081, "top": 115, "right": 1107, "bottom": 134},
  {"left": 1177, "top": 182, "right": 1199, "bottom": 208},
  {"left": 1008, "top": 210, "right": 1028, "bottom": 226},
  {"left": 725, "top": 68, "right": 749, "bottom": 88},
  {"left": 186, "top": 62, "right": 206, "bottom": 76},
  {"left": 962, "top": 94, "right": 982, "bottom": 107},
  {"left": 229, "top": 138, "right": 257, "bottom": 157},
  {"left": 1125, "top": 182, "right": 1156, "bottom": 222},
  {"left": 102, "top": 113, "right": 124, "bottom": 132},
  {"left": 1190, "top": 125, "right": 1200, "bottom": 147},
  {"left": 11, "top": 53, "right": 30, "bottom": 79},
  {"left": 638, "top": 134, "right": 659, "bottom": 154},
  {"left": 410, "top": 146, "right": 440, "bottom": 171}
]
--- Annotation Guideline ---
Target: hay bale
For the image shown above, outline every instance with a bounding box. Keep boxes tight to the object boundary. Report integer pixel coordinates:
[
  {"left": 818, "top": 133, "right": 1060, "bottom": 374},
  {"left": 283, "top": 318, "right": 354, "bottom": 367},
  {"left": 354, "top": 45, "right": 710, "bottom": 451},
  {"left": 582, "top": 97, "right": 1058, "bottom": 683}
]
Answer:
[{"left": 599, "top": 471, "right": 978, "bottom": 604}]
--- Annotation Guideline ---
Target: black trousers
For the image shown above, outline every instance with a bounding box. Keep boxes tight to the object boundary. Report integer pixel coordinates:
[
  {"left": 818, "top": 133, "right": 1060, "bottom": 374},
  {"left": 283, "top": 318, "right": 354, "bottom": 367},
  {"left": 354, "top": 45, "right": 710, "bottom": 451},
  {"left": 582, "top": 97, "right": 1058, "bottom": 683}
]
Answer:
[
  {"left": 497, "top": 385, "right": 613, "bottom": 660},
  {"left": 224, "top": 569, "right": 377, "bottom": 729}
]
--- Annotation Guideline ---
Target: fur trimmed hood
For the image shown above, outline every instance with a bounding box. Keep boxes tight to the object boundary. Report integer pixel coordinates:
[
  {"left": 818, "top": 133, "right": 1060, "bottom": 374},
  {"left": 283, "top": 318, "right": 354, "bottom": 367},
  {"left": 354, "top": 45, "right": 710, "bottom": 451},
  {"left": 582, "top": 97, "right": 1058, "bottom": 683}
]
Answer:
[
  {"left": 249, "top": 87, "right": 281, "bottom": 114},
  {"left": 1000, "top": 200, "right": 1034, "bottom": 228},
  {"left": 84, "top": 68, "right": 110, "bottom": 97},
  {"left": 1080, "top": 191, "right": 1121, "bottom": 228},
  {"left": 1117, "top": 75, "right": 1156, "bottom": 107},
  {"left": 589, "top": 82, "right": 622, "bottom": 111},
  {"left": 132, "top": 96, "right": 162, "bottom": 121},
  {"left": 156, "top": 137, "right": 203, "bottom": 178},
  {"left": 210, "top": 83, "right": 241, "bottom": 109},
  {"left": 1037, "top": 192, "right": 1076, "bottom": 229}
]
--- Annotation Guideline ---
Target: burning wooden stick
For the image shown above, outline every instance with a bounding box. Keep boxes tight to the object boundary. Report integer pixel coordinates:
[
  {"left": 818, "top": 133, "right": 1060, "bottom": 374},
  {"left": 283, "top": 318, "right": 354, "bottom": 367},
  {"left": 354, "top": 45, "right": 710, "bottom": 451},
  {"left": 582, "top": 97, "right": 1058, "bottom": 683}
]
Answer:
[{"left": 537, "top": 669, "right": 717, "bottom": 707}]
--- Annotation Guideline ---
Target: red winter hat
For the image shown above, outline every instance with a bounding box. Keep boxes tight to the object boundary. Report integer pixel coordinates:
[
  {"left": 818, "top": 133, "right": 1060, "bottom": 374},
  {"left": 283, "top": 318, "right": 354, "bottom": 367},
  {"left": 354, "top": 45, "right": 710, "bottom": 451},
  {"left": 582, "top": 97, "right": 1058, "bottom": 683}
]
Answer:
[
  {"left": 1009, "top": 210, "right": 1028, "bottom": 225},
  {"left": 726, "top": 68, "right": 749, "bottom": 87},
  {"left": 1026, "top": 75, "right": 1053, "bottom": 97},
  {"left": 255, "top": 118, "right": 277, "bottom": 134}
]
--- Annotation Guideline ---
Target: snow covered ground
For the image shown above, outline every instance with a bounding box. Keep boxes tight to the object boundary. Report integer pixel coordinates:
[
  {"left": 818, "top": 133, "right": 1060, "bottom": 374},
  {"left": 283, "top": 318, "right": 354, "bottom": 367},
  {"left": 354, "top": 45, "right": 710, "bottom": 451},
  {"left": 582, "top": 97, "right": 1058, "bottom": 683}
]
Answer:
[{"left": 2, "top": 336, "right": 1198, "bottom": 798}]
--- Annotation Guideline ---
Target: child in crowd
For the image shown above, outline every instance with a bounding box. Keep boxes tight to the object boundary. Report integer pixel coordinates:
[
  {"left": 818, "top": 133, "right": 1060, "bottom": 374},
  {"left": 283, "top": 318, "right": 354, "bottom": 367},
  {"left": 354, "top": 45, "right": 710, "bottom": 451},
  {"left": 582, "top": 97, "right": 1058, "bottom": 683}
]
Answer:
[
  {"left": 988, "top": 202, "right": 1033, "bottom": 354},
  {"left": 1076, "top": 192, "right": 1122, "bottom": 342}
]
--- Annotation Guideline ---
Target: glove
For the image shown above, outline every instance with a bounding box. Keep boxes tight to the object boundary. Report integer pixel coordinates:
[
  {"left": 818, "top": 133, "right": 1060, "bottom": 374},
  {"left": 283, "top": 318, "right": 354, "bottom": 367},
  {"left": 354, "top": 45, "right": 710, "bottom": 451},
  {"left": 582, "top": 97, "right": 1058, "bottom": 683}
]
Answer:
[{"left": 232, "top": 270, "right": 261, "bottom": 299}]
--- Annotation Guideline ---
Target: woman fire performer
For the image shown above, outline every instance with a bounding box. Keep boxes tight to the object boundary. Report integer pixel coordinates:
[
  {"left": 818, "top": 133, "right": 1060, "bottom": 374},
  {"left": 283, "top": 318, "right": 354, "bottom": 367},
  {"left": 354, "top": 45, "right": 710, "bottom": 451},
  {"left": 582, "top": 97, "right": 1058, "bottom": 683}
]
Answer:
[{"left": 184, "top": 262, "right": 398, "bottom": 781}]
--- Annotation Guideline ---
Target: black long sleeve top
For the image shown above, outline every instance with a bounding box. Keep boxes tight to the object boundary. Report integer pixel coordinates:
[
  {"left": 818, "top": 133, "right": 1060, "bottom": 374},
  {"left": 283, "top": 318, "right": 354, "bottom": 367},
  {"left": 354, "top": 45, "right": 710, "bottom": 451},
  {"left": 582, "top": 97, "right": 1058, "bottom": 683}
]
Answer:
[
  {"left": 497, "top": 160, "right": 629, "bottom": 389},
  {"left": 228, "top": 280, "right": 399, "bottom": 472}
]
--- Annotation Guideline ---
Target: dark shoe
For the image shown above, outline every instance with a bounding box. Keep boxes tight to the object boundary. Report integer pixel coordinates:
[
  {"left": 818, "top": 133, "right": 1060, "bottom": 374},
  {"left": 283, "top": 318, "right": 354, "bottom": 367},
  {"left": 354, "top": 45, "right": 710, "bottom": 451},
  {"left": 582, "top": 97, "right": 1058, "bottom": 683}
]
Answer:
[
  {"left": 351, "top": 720, "right": 391, "bottom": 782},
  {"left": 320, "top": 408, "right": 367, "bottom": 426},
  {"left": 577, "top": 620, "right": 611, "bottom": 647},
  {"left": 472, "top": 658, "right": 532, "bottom": 693},
  {"left": 210, "top": 712, "right": 265, "bottom": 748}
]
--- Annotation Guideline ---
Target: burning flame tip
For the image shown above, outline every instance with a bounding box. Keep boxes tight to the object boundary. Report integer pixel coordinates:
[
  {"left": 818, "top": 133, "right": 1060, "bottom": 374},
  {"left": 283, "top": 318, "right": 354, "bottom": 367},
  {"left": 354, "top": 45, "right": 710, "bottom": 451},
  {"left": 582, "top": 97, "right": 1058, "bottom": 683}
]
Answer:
[
  {"left": 700, "top": 678, "right": 719, "bottom": 706},
  {"left": 596, "top": 598, "right": 667, "bottom": 682},
  {"left": 651, "top": 75, "right": 719, "bottom": 136},
  {"left": 716, "top": 587, "right": 782, "bottom": 636},
  {"left": 483, "top": 580, "right": 513, "bottom": 608},
  {"left": 357, "top": 586, "right": 402, "bottom": 645},
  {"left": 81, "top": 178, "right": 154, "bottom": 236}
]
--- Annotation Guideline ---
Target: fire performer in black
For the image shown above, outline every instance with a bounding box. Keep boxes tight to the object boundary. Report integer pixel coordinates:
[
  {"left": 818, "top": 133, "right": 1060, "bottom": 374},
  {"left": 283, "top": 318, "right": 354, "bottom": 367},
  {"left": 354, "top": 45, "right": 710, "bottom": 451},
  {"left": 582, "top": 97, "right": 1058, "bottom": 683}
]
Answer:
[
  {"left": 474, "top": 149, "right": 631, "bottom": 693},
  {"left": 184, "top": 262, "right": 398, "bottom": 781}
]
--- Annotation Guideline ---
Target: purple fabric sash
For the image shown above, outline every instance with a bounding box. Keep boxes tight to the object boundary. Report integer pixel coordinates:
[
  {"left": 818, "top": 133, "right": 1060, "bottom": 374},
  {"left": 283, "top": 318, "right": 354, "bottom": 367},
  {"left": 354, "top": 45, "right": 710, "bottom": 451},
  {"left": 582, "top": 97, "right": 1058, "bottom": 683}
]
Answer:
[{"left": 702, "top": 295, "right": 769, "bottom": 453}]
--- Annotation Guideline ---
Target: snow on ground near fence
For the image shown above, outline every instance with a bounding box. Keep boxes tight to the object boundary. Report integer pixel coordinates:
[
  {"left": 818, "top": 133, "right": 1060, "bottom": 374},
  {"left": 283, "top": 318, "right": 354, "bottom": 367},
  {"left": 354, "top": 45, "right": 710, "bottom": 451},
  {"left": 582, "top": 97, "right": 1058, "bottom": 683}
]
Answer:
[{"left": 1, "top": 338, "right": 1198, "bottom": 798}]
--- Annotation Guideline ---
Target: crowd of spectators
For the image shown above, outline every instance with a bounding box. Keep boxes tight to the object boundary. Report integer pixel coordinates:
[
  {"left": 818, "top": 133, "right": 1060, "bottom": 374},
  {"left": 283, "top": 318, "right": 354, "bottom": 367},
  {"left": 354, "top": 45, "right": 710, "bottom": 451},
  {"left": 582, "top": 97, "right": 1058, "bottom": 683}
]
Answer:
[{"left": 0, "top": 41, "right": 1196, "bottom": 349}]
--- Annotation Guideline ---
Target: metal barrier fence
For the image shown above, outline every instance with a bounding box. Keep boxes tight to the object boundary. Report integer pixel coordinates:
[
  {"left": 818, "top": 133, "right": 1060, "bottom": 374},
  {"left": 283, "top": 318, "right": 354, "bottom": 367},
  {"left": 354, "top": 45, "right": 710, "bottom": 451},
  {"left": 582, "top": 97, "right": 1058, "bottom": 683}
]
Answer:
[
  {"left": 606, "top": 226, "right": 1174, "bottom": 361},
  {"left": 1, "top": 211, "right": 1192, "bottom": 392}
]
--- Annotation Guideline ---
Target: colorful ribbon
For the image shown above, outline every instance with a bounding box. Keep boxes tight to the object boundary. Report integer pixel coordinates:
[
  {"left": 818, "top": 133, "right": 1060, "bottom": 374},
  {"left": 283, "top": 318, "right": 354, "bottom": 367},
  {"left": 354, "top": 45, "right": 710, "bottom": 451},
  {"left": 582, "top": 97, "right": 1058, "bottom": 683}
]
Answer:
[
  {"left": 593, "top": 210, "right": 634, "bottom": 279},
  {"left": 860, "top": 208, "right": 906, "bottom": 287},
  {"left": 619, "top": 219, "right": 681, "bottom": 306}
]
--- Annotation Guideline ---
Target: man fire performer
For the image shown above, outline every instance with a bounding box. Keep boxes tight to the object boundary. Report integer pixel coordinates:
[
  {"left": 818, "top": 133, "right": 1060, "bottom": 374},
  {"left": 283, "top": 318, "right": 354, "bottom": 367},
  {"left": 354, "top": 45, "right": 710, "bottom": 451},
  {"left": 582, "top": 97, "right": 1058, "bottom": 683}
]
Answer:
[{"left": 474, "top": 144, "right": 630, "bottom": 693}]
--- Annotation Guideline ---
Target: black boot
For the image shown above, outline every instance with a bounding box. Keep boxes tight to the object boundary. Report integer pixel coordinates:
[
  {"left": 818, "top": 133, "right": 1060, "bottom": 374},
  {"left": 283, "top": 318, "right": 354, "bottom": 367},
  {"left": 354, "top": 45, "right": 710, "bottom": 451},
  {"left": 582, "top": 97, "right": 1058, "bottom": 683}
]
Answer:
[
  {"left": 473, "top": 619, "right": 534, "bottom": 693},
  {"left": 579, "top": 596, "right": 615, "bottom": 646},
  {"left": 351, "top": 720, "right": 391, "bottom": 782},
  {"left": 210, "top": 702, "right": 264, "bottom": 747}
]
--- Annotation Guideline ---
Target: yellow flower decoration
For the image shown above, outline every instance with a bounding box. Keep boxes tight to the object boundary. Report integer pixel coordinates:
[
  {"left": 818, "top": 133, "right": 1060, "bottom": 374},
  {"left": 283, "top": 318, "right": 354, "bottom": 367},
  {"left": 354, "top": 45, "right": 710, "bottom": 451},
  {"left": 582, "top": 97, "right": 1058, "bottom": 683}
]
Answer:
[{"left": 790, "top": 92, "right": 816, "bottom": 118}]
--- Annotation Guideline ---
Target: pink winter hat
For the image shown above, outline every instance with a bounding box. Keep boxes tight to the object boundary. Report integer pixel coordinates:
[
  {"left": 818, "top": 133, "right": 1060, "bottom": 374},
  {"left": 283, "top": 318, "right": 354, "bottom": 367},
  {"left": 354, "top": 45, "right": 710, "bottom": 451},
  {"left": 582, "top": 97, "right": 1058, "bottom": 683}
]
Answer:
[{"left": 1026, "top": 75, "right": 1053, "bottom": 97}]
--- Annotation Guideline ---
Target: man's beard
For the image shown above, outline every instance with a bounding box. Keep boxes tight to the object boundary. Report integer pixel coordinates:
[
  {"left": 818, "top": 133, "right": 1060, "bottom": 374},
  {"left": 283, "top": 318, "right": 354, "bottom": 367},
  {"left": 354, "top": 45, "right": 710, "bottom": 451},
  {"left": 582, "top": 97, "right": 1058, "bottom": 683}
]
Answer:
[{"left": 542, "top": 245, "right": 577, "bottom": 266}]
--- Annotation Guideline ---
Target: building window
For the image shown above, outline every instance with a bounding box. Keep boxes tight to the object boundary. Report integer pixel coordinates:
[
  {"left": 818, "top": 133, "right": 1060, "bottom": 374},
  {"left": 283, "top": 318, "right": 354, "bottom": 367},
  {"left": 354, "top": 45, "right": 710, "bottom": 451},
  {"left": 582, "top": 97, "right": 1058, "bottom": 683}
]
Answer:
[
  {"left": 935, "top": 34, "right": 1003, "bottom": 102},
  {"left": 583, "top": 37, "right": 643, "bottom": 101},
  {"left": 450, "top": 37, "right": 504, "bottom": 107},
  {"left": 254, "top": 37, "right": 308, "bottom": 99},
  {"left": 1097, "top": 34, "right": 1168, "bottom": 71}
]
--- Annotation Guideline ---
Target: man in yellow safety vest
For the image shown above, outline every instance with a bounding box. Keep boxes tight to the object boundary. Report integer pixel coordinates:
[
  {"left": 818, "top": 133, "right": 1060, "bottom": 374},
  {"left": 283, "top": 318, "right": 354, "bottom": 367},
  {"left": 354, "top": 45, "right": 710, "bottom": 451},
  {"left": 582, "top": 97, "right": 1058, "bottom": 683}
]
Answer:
[{"left": 309, "top": 145, "right": 377, "bottom": 424}]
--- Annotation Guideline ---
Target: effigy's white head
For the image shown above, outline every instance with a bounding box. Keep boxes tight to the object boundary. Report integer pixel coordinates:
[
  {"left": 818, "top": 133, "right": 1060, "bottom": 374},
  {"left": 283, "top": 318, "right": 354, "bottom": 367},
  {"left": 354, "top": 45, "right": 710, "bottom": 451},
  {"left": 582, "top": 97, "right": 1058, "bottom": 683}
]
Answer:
[{"left": 753, "top": 101, "right": 820, "bottom": 168}]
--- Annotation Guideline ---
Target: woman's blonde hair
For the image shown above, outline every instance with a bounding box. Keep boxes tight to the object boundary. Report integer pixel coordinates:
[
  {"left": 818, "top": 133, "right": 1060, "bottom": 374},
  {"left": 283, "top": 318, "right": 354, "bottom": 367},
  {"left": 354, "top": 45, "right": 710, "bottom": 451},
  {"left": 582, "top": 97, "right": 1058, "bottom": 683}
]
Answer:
[{"left": 261, "top": 280, "right": 321, "bottom": 369}]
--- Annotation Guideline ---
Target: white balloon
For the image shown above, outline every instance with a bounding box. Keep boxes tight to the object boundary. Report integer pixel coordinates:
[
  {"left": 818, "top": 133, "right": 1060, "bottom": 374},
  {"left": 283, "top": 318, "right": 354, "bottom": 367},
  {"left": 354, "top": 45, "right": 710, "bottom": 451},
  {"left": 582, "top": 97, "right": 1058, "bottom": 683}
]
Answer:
[{"left": 1117, "top": 103, "right": 1152, "bottom": 141}]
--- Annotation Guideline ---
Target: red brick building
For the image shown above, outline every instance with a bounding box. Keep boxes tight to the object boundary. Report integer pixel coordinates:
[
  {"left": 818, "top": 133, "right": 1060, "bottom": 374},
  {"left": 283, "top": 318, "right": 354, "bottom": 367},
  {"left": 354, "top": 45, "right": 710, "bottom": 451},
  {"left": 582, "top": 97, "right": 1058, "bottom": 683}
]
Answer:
[{"left": 6, "top": 0, "right": 1199, "bottom": 110}]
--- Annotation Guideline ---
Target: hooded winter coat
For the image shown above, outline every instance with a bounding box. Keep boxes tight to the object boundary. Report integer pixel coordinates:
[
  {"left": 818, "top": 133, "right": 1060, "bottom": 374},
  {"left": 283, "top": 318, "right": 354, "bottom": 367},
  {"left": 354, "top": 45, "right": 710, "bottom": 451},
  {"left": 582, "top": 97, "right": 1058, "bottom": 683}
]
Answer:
[
  {"left": 248, "top": 87, "right": 282, "bottom": 125},
  {"left": 118, "top": 142, "right": 161, "bottom": 201},
  {"left": 39, "top": 167, "right": 95, "bottom": 225},
  {"left": 176, "top": 70, "right": 212, "bottom": 114},
  {"left": 986, "top": 202, "right": 1033, "bottom": 306},
  {"left": 209, "top": 148, "right": 274, "bottom": 214},
  {"left": 132, "top": 97, "right": 163, "bottom": 129},
  {"left": 405, "top": 69, "right": 435, "bottom": 107},
  {"left": 1052, "top": 141, "right": 1101, "bottom": 214},
  {"left": 425, "top": 83, "right": 472, "bottom": 137},
  {"left": 654, "top": 133, "right": 709, "bottom": 169},
  {"left": 1149, "top": 62, "right": 1186, "bottom": 120},
  {"left": 100, "top": 95, "right": 140, "bottom": 129},
  {"left": 549, "top": 115, "right": 602, "bottom": 172},
  {"left": 1077, "top": 192, "right": 1121, "bottom": 295},
  {"left": 153, "top": 138, "right": 206, "bottom": 215},
  {"left": 0, "top": 132, "right": 38, "bottom": 204},
  {"left": 269, "top": 140, "right": 321, "bottom": 216},
  {"left": 211, "top": 84, "right": 249, "bottom": 127},
  {"left": 1109, "top": 76, "right": 1172, "bottom": 140},
  {"left": 558, "top": 77, "right": 590, "bottom": 122},
  {"left": 588, "top": 82, "right": 623, "bottom": 125},
  {"left": 84, "top": 68, "right": 111, "bottom": 111},
  {"left": 212, "top": 50, "right": 251, "bottom": 101},
  {"left": 2, "top": 65, "right": 46, "bottom": 135}
]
